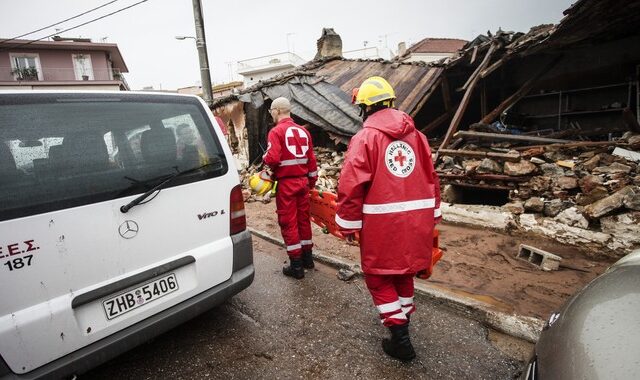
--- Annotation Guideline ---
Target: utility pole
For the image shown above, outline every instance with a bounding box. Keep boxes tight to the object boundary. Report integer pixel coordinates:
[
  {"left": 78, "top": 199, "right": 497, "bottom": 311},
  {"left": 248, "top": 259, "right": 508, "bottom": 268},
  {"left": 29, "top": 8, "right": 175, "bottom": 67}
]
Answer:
[{"left": 191, "top": 0, "right": 213, "bottom": 106}]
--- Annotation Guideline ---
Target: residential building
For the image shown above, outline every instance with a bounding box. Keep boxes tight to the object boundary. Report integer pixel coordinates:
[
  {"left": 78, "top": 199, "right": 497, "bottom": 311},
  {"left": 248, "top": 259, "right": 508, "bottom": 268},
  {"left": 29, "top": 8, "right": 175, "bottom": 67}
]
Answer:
[
  {"left": 0, "top": 37, "right": 129, "bottom": 90},
  {"left": 237, "top": 52, "right": 306, "bottom": 87},
  {"left": 177, "top": 81, "right": 243, "bottom": 98},
  {"left": 398, "top": 38, "right": 468, "bottom": 63}
]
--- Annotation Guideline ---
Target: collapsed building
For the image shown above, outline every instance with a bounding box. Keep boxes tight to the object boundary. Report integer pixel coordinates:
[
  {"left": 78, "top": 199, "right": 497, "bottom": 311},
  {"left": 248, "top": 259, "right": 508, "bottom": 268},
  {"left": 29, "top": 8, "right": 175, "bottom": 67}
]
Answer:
[{"left": 215, "top": 0, "right": 640, "bottom": 256}]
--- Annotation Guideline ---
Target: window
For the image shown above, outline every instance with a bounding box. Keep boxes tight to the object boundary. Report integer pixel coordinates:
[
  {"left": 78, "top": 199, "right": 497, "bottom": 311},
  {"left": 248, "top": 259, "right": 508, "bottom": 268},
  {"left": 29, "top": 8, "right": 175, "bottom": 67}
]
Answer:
[
  {"left": 72, "top": 54, "right": 94, "bottom": 80},
  {"left": 0, "top": 93, "right": 228, "bottom": 221},
  {"left": 9, "top": 53, "right": 42, "bottom": 81}
]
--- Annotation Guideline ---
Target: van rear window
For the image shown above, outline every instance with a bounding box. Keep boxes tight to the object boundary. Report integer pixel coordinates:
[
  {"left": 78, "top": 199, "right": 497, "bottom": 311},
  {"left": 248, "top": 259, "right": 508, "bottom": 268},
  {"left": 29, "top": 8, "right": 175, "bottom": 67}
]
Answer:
[{"left": 0, "top": 93, "right": 228, "bottom": 221}]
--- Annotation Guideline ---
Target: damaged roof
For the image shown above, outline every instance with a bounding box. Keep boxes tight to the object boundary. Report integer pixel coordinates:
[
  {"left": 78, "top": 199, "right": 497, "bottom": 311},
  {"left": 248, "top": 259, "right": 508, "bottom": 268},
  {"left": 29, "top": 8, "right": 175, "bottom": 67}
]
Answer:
[
  {"left": 212, "top": 57, "right": 443, "bottom": 136},
  {"left": 214, "top": 57, "right": 443, "bottom": 116},
  {"left": 406, "top": 38, "right": 468, "bottom": 54}
]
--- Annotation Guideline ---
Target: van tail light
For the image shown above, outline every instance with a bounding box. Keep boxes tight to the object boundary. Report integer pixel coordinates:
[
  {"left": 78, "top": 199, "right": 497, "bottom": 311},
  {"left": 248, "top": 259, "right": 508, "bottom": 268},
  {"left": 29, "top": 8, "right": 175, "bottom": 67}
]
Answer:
[{"left": 230, "top": 185, "right": 247, "bottom": 234}]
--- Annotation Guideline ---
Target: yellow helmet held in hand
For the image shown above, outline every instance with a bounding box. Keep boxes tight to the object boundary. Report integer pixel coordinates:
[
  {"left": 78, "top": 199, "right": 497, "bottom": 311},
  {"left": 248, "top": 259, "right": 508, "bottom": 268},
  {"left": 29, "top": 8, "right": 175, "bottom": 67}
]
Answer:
[
  {"left": 354, "top": 76, "right": 396, "bottom": 106},
  {"left": 249, "top": 170, "right": 274, "bottom": 195}
]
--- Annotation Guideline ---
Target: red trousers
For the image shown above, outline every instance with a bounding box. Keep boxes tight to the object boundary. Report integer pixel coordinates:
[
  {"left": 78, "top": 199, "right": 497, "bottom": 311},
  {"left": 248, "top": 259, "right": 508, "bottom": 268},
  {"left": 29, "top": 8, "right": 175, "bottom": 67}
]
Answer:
[
  {"left": 275, "top": 177, "right": 313, "bottom": 258},
  {"left": 364, "top": 273, "right": 416, "bottom": 327}
]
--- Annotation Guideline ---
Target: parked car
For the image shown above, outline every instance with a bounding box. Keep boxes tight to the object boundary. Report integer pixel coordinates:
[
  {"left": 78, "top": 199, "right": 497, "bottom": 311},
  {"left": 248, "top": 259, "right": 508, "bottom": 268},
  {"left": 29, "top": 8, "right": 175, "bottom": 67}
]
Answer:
[
  {"left": 523, "top": 249, "right": 640, "bottom": 379},
  {"left": 0, "top": 91, "right": 254, "bottom": 379}
]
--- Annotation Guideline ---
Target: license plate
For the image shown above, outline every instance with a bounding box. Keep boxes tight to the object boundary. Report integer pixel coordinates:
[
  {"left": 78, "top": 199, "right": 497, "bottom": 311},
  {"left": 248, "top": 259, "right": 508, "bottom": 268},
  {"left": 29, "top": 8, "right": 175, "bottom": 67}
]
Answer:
[{"left": 103, "top": 273, "right": 179, "bottom": 320}]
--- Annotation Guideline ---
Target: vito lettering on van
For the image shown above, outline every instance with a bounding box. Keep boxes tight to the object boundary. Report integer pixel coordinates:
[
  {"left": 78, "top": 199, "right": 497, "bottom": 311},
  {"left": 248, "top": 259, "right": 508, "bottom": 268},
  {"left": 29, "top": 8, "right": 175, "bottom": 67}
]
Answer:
[
  {"left": 197, "top": 209, "right": 225, "bottom": 220},
  {"left": 1, "top": 239, "right": 40, "bottom": 272}
]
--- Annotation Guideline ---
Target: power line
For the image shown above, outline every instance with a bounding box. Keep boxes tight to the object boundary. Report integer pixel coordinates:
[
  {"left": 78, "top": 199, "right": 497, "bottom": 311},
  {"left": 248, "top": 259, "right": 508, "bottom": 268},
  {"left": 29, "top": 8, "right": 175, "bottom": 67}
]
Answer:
[
  {"left": 0, "top": 0, "right": 149, "bottom": 52},
  {"left": 0, "top": 0, "right": 120, "bottom": 45}
]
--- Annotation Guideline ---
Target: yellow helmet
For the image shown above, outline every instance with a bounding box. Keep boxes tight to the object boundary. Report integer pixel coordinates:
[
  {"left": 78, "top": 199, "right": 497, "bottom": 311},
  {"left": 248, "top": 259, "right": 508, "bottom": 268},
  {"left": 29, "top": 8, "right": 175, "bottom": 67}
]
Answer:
[
  {"left": 249, "top": 170, "right": 274, "bottom": 195},
  {"left": 354, "top": 76, "right": 396, "bottom": 106}
]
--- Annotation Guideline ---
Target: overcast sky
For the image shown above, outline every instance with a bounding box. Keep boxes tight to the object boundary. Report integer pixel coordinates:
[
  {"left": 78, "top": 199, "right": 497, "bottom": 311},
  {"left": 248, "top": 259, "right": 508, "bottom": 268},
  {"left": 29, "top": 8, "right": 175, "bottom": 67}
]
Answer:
[{"left": 0, "top": 0, "right": 574, "bottom": 90}]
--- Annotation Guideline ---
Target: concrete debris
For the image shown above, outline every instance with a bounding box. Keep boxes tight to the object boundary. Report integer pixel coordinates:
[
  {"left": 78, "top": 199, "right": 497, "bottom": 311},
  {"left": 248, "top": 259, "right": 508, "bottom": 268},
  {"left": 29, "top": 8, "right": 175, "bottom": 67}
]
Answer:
[
  {"left": 477, "top": 158, "right": 503, "bottom": 174},
  {"left": 503, "top": 201, "right": 525, "bottom": 214},
  {"left": 543, "top": 199, "right": 566, "bottom": 217},
  {"left": 555, "top": 176, "right": 579, "bottom": 190},
  {"left": 554, "top": 207, "right": 589, "bottom": 229},
  {"left": 583, "top": 186, "right": 635, "bottom": 219},
  {"left": 524, "top": 197, "right": 544, "bottom": 212},
  {"left": 600, "top": 212, "right": 640, "bottom": 250},
  {"left": 336, "top": 268, "right": 356, "bottom": 281},
  {"left": 612, "top": 147, "right": 640, "bottom": 163},
  {"left": 504, "top": 160, "right": 536, "bottom": 176},
  {"left": 593, "top": 162, "right": 632, "bottom": 174},
  {"left": 517, "top": 244, "right": 562, "bottom": 271},
  {"left": 530, "top": 157, "right": 546, "bottom": 165}
]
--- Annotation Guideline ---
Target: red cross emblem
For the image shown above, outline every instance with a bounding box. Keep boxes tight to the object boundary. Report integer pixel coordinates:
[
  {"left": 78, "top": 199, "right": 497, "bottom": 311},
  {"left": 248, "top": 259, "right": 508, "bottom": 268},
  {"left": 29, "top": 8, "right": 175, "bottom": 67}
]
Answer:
[
  {"left": 285, "top": 127, "right": 309, "bottom": 157},
  {"left": 394, "top": 150, "right": 407, "bottom": 167}
]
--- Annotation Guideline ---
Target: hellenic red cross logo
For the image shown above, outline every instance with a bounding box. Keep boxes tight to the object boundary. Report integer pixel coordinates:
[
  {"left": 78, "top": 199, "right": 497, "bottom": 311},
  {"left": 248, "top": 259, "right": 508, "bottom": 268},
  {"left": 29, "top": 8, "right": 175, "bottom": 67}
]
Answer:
[
  {"left": 385, "top": 140, "right": 416, "bottom": 178},
  {"left": 285, "top": 127, "right": 309, "bottom": 157},
  {"left": 394, "top": 150, "right": 407, "bottom": 167}
]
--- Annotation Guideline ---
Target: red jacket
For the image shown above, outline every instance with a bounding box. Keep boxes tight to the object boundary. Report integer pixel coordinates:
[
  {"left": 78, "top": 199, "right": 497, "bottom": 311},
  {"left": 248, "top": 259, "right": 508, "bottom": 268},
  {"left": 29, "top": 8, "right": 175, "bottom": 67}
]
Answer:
[
  {"left": 263, "top": 118, "right": 318, "bottom": 185},
  {"left": 336, "top": 108, "right": 441, "bottom": 275}
]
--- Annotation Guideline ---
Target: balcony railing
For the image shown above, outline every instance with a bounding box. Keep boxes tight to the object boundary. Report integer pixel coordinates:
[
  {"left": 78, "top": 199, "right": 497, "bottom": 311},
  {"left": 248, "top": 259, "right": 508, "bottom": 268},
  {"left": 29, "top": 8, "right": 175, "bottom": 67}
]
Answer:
[
  {"left": 237, "top": 52, "right": 306, "bottom": 74},
  {"left": 0, "top": 67, "right": 126, "bottom": 82}
]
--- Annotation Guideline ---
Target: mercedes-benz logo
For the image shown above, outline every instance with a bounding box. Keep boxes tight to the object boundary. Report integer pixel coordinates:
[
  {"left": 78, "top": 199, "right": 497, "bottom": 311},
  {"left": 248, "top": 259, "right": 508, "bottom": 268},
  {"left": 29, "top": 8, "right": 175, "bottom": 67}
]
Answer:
[{"left": 118, "top": 220, "right": 139, "bottom": 239}]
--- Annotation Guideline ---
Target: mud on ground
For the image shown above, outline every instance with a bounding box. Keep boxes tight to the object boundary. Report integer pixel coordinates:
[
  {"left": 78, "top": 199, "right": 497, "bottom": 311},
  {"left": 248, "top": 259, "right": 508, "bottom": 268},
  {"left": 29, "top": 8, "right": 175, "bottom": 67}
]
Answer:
[{"left": 246, "top": 202, "right": 614, "bottom": 319}]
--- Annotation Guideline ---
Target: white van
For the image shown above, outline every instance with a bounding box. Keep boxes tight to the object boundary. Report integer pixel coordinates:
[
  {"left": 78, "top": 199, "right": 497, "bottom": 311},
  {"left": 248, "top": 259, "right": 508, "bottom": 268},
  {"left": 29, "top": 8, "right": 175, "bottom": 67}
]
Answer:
[{"left": 0, "top": 91, "right": 254, "bottom": 379}]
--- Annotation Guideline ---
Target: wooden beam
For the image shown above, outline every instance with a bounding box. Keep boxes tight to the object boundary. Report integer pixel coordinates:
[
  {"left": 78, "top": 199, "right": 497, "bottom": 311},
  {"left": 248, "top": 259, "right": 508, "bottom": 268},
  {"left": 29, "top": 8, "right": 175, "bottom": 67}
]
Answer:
[
  {"left": 454, "top": 130, "right": 574, "bottom": 144},
  {"left": 480, "top": 57, "right": 507, "bottom": 79},
  {"left": 409, "top": 77, "right": 442, "bottom": 118},
  {"left": 441, "top": 76, "right": 452, "bottom": 111},
  {"left": 470, "top": 45, "right": 479, "bottom": 64},
  {"left": 438, "top": 173, "right": 531, "bottom": 182},
  {"left": 445, "top": 182, "right": 515, "bottom": 191},
  {"left": 513, "top": 141, "right": 630, "bottom": 151},
  {"left": 438, "top": 149, "right": 521, "bottom": 162},
  {"left": 480, "top": 81, "right": 488, "bottom": 118},
  {"left": 480, "top": 55, "right": 562, "bottom": 124},
  {"left": 436, "top": 42, "right": 499, "bottom": 159},
  {"left": 420, "top": 109, "right": 455, "bottom": 134}
]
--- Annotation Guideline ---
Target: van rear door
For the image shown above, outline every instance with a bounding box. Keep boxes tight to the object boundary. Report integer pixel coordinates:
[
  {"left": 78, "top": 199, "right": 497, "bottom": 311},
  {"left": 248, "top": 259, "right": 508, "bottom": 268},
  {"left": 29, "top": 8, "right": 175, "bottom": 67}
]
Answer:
[{"left": 0, "top": 93, "right": 237, "bottom": 374}]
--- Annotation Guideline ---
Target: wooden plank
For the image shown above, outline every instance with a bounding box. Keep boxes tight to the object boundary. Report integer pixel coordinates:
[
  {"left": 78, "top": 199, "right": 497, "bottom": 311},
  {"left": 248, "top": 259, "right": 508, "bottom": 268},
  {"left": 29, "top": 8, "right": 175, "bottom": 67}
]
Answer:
[
  {"left": 409, "top": 76, "right": 443, "bottom": 118},
  {"left": 454, "top": 130, "right": 574, "bottom": 144},
  {"left": 470, "top": 45, "right": 479, "bottom": 65},
  {"left": 438, "top": 173, "right": 531, "bottom": 182},
  {"left": 513, "top": 141, "right": 629, "bottom": 151},
  {"left": 438, "top": 149, "right": 521, "bottom": 162},
  {"left": 480, "top": 57, "right": 507, "bottom": 79},
  {"left": 420, "top": 109, "right": 455, "bottom": 134},
  {"left": 441, "top": 76, "right": 452, "bottom": 111},
  {"left": 436, "top": 42, "right": 499, "bottom": 159},
  {"left": 480, "top": 55, "right": 562, "bottom": 124},
  {"left": 445, "top": 182, "right": 515, "bottom": 191}
]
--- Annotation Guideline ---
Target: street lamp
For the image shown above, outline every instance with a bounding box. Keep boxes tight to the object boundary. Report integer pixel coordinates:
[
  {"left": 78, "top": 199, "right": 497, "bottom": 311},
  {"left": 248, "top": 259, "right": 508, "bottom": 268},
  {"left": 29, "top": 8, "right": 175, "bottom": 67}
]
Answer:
[{"left": 175, "top": 36, "right": 195, "bottom": 41}]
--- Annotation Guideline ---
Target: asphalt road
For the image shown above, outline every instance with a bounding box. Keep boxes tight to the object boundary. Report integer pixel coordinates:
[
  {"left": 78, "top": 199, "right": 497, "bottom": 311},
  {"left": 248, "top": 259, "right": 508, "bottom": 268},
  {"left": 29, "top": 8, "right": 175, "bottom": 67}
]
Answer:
[{"left": 87, "top": 237, "right": 525, "bottom": 379}]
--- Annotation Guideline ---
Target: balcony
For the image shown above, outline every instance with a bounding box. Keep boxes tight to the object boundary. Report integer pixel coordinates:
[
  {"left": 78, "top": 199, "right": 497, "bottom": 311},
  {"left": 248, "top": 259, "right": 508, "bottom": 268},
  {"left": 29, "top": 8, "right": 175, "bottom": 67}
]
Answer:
[
  {"left": 0, "top": 67, "right": 126, "bottom": 83},
  {"left": 236, "top": 52, "right": 306, "bottom": 76}
]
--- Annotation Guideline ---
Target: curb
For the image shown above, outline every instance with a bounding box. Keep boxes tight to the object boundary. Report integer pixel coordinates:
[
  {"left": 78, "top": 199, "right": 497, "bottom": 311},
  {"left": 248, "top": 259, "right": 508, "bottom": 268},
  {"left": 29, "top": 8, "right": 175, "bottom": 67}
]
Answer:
[{"left": 248, "top": 227, "right": 544, "bottom": 343}]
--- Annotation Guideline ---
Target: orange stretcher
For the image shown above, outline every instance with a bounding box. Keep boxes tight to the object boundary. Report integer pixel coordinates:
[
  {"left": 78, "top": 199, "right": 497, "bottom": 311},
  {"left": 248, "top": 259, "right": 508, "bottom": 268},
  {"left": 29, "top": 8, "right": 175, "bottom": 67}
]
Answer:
[{"left": 309, "top": 189, "right": 443, "bottom": 278}]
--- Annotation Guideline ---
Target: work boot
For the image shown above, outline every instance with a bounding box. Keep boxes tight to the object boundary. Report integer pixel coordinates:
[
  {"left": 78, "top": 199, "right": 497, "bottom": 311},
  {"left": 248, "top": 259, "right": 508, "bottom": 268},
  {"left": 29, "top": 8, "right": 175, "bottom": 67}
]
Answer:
[
  {"left": 283, "top": 257, "right": 304, "bottom": 279},
  {"left": 301, "top": 250, "right": 314, "bottom": 269},
  {"left": 382, "top": 324, "right": 416, "bottom": 361}
]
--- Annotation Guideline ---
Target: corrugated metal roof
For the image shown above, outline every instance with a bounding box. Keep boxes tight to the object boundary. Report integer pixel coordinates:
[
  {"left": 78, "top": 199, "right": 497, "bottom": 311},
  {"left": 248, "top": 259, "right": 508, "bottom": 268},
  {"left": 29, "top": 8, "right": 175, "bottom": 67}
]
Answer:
[
  {"left": 212, "top": 57, "right": 444, "bottom": 117},
  {"left": 313, "top": 59, "right": 443, "bottom": 115}
]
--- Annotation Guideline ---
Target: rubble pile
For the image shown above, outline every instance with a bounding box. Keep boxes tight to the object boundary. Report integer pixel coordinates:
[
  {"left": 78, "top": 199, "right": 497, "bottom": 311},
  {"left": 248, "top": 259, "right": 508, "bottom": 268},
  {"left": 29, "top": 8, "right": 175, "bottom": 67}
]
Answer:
[
  {"left": 437, "top": 132, "right": 640, "bottom": 253},
  {"left": 240, "top": 147, "right": 345, "bottom": 203}
]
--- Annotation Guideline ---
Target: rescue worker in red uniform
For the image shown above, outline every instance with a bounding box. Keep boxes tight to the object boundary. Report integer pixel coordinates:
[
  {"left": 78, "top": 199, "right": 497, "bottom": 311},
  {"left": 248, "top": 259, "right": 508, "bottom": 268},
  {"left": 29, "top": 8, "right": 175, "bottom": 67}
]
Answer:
[
  {"left": 336, "top": 77, "right": 441, "bottom": 361},
  {"left": 263, "top": 97, "right": 318, "bottom": 279}
]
